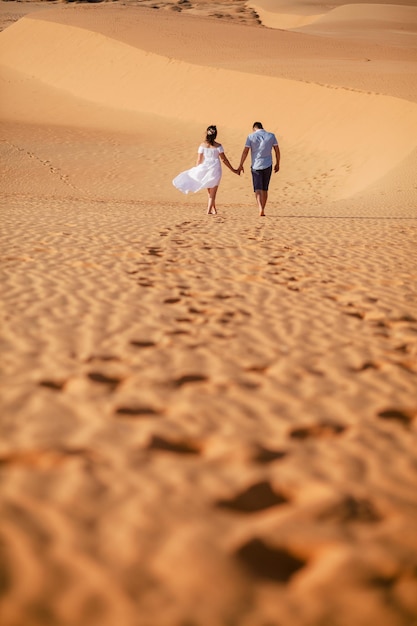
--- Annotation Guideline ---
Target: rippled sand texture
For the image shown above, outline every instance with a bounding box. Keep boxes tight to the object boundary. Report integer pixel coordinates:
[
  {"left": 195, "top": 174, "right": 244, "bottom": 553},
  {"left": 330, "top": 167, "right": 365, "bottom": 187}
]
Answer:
[
  {"left": 2, "top": 197, "right": 417, "bottom": 626},
  {"left": 1, "top": 2, "right": 417, "bottom": 626}
]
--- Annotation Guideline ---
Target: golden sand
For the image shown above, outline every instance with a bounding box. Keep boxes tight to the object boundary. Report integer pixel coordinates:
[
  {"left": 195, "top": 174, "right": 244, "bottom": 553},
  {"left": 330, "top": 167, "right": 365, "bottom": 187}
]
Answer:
[{"left": 1, "top": 2, "right": 416, "bottom": 625}]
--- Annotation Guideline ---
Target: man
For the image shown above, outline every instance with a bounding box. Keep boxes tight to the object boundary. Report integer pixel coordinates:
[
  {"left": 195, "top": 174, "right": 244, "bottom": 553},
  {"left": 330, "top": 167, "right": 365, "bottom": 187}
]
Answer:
[{"left": 238, "top": 122, "right": 280, "bottom": 216}]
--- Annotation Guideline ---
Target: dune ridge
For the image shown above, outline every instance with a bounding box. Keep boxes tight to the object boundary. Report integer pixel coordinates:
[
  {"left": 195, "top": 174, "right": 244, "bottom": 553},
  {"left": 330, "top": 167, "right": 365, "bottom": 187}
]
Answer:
[
  {"left": 249, "top": 0, "right": 417, "bottom": 34},
  {"left": 312, "top": 3, "right": 417, "bottom": 29}
]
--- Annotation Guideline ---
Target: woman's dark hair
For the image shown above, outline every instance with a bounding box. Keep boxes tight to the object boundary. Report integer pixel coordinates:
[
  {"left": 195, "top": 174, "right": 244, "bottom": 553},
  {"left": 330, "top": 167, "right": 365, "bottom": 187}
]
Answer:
[{"left": 205, "top": 125, "right": 217, "bottom": 145}]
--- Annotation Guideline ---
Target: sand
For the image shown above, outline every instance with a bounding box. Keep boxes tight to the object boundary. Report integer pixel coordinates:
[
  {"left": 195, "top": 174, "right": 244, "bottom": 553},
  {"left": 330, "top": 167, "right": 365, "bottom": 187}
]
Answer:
[{"left": 1, "top": 2, "right": 417, "bottom": 625}]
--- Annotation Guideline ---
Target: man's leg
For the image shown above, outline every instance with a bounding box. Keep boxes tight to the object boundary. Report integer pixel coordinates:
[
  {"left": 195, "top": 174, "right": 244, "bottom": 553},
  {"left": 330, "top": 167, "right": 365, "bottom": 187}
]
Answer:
[
  {"left": 255, "top": 190, "right": 264, "bottom": 215},
  {"left": 258, "top": 167, "right": 272, "bottom": 216},
  {"left": 252, "top": 169, "right": 264, "bottom": 215},
  {"left": 255, "top": 190, "right": 268, "bottom": 216},
  {"left": 253, "top": 167, "right": 271, "bottom": 216},
  {"left": 261, "top": 190, "right": 268, "bottom": 213}
]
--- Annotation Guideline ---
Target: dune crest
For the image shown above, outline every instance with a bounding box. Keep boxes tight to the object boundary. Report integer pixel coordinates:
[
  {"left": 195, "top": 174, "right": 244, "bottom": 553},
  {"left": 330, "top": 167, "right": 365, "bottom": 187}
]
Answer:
[
  {"left": 248, "top": 1, "right": 325, "bottom": 29},
  {"left": 248, "top": 0, "right": 417, "bottom": 34}
]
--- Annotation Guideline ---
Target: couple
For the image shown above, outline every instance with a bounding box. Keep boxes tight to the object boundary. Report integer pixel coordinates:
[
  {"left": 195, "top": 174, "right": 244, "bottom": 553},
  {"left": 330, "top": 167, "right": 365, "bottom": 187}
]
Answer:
[{"left": 172, "top": 122, "right": 280, "bottom": 216}]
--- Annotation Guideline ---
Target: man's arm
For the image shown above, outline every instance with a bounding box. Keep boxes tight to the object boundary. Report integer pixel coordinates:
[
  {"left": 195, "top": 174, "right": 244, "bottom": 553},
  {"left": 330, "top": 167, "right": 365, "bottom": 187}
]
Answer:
[
  {"left": 274, "top": 145, "right": 280, "bottom": 173},
  {"left": 237, "top": 146, "right": 250, "bottom": 174}
]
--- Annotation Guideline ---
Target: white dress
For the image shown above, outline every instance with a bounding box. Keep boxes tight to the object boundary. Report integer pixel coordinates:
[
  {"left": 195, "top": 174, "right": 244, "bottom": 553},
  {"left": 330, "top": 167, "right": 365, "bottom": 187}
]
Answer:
[{"left": 173, "top": 145, "right": 224, "bottom": 194}]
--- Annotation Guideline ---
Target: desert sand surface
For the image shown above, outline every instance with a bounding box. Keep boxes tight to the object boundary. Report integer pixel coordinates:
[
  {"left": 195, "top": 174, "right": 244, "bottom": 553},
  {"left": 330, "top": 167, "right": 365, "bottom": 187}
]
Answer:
[{"left": 1, "top": 1, "right": 417, "bottom": 625}]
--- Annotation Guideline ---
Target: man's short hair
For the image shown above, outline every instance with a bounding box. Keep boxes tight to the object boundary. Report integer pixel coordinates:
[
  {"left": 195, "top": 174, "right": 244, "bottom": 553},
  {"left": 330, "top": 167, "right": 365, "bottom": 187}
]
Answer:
[{"left": 253, "top": 122, "right": 264, "bottom": 130}]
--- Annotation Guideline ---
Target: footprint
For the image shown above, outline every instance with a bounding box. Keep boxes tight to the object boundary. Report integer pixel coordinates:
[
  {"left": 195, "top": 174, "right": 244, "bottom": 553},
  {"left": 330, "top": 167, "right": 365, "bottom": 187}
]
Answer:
[
  {"left": 289, "top": 422, "right": 346, "bottom": 440},
  {"left": 188, "top": 307, "right": 206, "bottom": 314},
  {"left": 172, "top": 374, "right": 208, "bottom": 387},
  {"left": 245, "top": 364, "right": 269, "bottom": 374},
  {"left": 214, "top": 294, "right": 232, "bottom": 300},
  {"left": 86, "top": 355, "right": 120, "bottom": 363},
  {"left": 350, "top": 361, "right": 381, "bottom": 372},
  {"left": 235, "top": 538, "right": 306, "bottom": 582},
  {"left": 87, "top": 372, "right": 122, "bottom": 389},
  {"left": 392, "top": 314, "right": 416, "bottom": 323},
  {"left": 377, "top": 408, "right": 415, "bottom": 427},
  {"left": 115, "top": 405, "right": 162, "bottom": 418},
  {"left": 164, "top": 297, "right": 181, "bottom": 304},
  {"left": 146, "top": 435, "right": 200, "bottom": 455},
  {"left": 394, "top": 344, "right": 410, "bottom": 354},
  {"left": 39, "top": 379, "right": 66, "bottom": 391},
  {"left": 147, "top": 247, "right": 162, "bottom": 257},
  {"left": 216, "top": 481, "right": 289, "bottom": 513},
  {"left": 317, "top": 495, "right": 382, "bottom": 524},
  {"left": 130, "top": 340, "right": 156, "bottom": 348},
  {"left": 344, "top": 311, "right": 365, "bottom": 320},
  {"left": 252, "top": 446, "right": 288, "bottom": 464}
]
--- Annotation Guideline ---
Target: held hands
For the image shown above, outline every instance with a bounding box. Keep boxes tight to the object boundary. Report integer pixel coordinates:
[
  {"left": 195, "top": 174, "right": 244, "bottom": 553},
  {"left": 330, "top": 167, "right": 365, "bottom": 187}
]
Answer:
[{"left": 232, "top": 165, "right": 277, "bottom": 175}]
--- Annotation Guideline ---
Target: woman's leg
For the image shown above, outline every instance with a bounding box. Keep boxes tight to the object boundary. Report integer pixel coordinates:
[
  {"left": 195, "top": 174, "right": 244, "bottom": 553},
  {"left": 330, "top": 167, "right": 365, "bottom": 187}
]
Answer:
[{"left": 207, "top": 187, "right": 218, "bottom": 214}]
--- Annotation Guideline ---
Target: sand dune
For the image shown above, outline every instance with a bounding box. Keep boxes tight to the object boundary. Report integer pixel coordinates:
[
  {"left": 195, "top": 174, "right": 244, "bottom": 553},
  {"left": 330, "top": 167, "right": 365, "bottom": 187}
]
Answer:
[
  {"left": 1, "top": 7, "right": 416, "bottom": 201},
  {"left": 249, "top": 0, "right": 417, "bottom": 33},
  {"left": 248, "top": 0, "right": 327, "bottom": 29},
  {"left": 1, "top": 3, "right": 417, "bottom": 626},
  {"left": 311, "top": 2, "right": 417, "bottom": 29}
]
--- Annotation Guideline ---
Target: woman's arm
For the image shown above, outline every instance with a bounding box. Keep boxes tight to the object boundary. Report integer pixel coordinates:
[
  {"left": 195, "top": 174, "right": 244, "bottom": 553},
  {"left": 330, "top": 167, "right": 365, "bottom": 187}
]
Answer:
[
  {"left": 220, "top": 152, "right": 238, "bottom": 174},
  {"left": 196, "top": 151, "right": 204, "bottom": 166}
]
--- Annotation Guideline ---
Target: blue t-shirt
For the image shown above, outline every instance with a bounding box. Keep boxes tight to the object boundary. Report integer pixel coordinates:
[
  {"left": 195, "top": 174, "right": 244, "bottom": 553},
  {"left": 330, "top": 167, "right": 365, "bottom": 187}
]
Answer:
[{"left": 245, "top": 129, "right": 278, "bottom": 170}]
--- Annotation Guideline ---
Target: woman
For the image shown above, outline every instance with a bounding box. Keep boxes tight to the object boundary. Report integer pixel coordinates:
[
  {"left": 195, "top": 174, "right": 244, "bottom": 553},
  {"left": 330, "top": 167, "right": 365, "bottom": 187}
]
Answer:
[{"left": 173, "top": 125, "right": 237, "bottom": 215}]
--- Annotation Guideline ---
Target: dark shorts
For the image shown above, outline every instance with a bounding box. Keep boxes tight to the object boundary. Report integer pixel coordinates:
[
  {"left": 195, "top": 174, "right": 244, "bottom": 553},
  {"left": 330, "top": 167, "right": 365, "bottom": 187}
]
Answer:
[{"left": 251, "top": 165, "right": 272, "bottom": 192}]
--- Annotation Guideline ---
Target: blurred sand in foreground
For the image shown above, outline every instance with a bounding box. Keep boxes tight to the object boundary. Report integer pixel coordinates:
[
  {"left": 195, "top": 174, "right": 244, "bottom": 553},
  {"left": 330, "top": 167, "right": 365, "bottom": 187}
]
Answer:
[{"left": 1, "top": 2, "right": 417, "bottom": 625}]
